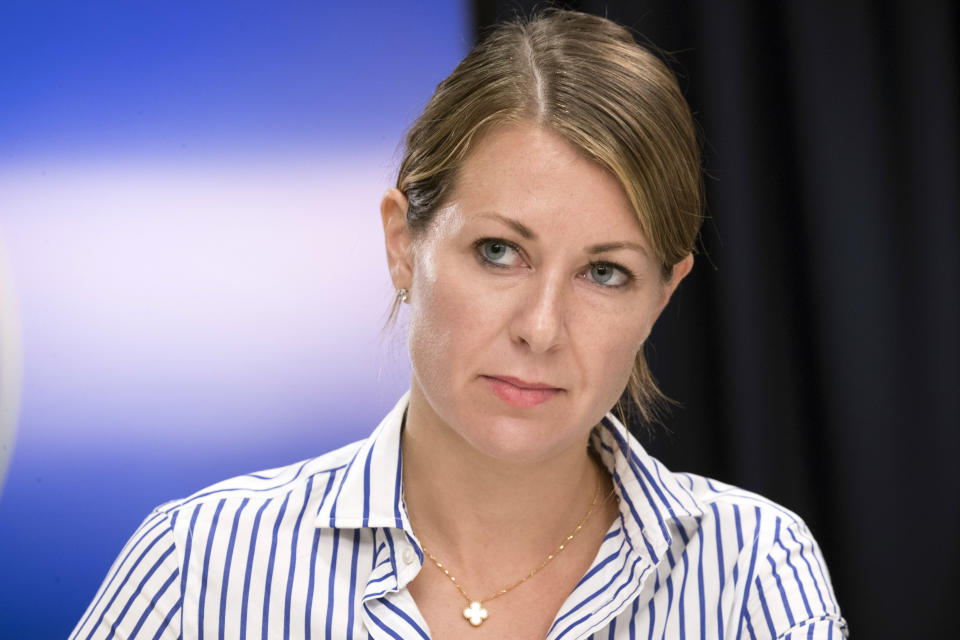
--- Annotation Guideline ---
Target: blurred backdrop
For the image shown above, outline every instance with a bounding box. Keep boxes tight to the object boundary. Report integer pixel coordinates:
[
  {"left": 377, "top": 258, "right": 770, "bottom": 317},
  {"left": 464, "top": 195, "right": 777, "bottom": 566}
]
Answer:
[
  {"left": 1, "top": 1, "right": 958, "bottom": 638},
  {"left": 0, "top": 2, "right": 467, "bottom": 636}
]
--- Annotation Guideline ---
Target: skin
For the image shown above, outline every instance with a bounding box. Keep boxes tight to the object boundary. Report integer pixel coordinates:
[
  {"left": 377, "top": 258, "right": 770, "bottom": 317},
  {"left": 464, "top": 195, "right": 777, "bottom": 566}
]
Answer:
[{"left": 381, "top": 123, "right": 692, "bottom": 638}]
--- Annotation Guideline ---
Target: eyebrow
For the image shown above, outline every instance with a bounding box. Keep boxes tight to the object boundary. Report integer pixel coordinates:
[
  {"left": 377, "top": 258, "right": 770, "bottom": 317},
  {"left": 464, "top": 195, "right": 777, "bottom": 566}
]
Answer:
[
  {"left": 478, "top": 212, "right": 649, "bottom": 257},
  {"left": 479, "top": 212, "right": 536, "bottom": 239},
  {"left": 586, "top": 241, "right": 649, "bottom": 257}
]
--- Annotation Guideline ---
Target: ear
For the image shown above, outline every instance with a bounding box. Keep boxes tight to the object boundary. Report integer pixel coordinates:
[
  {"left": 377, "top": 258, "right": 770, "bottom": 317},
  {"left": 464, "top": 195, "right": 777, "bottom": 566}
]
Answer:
[
  {"left": 655, "top": 253, "right": 694, "bottom": 315},
  {"left": 380, "top": 188, "right": 414, "bottom": 290}
]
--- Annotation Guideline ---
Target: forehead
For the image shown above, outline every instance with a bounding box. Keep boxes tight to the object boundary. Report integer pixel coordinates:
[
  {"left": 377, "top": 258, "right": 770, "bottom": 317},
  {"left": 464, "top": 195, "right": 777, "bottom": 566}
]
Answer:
[{"left": 446, "top": 124, "right": 647, "bottom": 245}]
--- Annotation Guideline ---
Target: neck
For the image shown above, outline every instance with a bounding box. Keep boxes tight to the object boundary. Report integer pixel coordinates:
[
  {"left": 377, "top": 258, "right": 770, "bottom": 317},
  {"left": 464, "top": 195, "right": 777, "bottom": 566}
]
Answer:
[{"left": 400, "top": 389, "right": 606, "bottom": 573}]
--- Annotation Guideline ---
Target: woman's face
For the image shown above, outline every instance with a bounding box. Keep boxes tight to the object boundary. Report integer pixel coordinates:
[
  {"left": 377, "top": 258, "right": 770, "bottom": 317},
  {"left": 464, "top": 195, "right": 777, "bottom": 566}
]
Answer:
[{"left": 383, "top": 123, "right": 691, "bottom": 463}]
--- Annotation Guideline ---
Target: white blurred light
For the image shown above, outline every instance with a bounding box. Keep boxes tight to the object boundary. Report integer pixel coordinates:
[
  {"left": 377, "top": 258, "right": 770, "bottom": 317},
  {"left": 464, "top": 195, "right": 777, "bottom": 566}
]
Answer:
[
  {"left": 0, "top": 157, "right": 412, "bottom": 451},
  {"left": 0, "top": 225, "right": 24, "bottom": 495}
]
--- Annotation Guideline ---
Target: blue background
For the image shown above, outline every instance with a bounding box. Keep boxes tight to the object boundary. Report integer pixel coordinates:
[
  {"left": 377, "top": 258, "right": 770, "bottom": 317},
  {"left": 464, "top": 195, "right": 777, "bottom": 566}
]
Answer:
[{"left": 0, "top": 2, "right": 468, "bottom": 636}]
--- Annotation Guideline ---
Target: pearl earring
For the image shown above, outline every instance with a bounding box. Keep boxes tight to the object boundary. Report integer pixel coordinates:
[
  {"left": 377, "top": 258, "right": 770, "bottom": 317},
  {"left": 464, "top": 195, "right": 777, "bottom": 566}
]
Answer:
[{"left": 396, "top": 288, "right": 409, "bottom": 303}]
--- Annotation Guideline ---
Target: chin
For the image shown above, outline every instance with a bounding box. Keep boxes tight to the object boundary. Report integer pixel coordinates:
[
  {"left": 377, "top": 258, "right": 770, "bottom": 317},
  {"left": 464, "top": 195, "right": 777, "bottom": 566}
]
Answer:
[{"left": 456, "top": 408, "right": 586, "bottom": 464}]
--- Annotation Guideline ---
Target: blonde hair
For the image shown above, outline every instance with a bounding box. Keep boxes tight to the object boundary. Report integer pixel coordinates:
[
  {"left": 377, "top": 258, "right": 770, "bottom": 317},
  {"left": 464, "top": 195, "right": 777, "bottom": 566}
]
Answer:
[{"left": 395, "top": 9, "right": 703, "bottom": 424}]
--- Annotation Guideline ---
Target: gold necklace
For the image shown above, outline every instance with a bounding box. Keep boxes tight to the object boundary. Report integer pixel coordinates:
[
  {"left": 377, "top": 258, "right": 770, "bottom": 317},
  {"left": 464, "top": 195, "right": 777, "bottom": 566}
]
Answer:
[{"left": 417, "top": 466, "right": 610, "bottom": 627}]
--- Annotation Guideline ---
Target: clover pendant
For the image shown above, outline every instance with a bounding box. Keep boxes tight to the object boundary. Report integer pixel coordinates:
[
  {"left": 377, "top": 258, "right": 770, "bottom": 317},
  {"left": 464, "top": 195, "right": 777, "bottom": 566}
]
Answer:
[{"left": 463, "top": 601, "right": 489, "bottom": 626}]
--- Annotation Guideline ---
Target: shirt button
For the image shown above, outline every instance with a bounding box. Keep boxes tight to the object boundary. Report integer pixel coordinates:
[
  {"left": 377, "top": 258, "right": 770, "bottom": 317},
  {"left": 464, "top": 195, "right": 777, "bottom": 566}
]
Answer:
[{"left": 402, "top": 547, "right": 417, "bottom": 565}]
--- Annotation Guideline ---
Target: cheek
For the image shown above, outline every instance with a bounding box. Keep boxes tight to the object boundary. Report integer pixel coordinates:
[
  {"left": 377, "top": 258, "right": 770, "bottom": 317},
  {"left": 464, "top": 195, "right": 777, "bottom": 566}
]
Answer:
[
  {"left": 573, "top": 294, "right": 658, "bottom": 394},
  {"left": 593, "top": 324, "right": 643, "bottom": 390},
  {"left": 407, "top": 258, "right": 491, "bottom": 382}
]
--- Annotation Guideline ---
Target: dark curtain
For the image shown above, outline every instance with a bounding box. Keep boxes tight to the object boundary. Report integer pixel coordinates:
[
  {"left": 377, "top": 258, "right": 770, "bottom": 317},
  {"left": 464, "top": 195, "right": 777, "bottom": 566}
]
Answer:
[{"left": 473, "top": 1, "right": 958, "bottom": 636}]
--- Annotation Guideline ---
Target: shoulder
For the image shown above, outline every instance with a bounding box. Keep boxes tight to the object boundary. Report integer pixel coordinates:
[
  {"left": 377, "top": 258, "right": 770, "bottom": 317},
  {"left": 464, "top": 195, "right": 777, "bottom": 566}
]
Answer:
[
  {"left": 69, "top": 441, "right": 369, "bottom": 639},
  {"left": 155, "top": 439, "right": 364, "bottom": 521},
  {"left": 138, "top": 439, "right": 366, "bottom": 563},
  {"left": 674, "top": 470, "right": 809, "bottom": 528},
  {"left": 154, "top": 393, "right": 412, "bottom": 527},
  {"left": 596, "top": 416, "right": 826, "bottom": 553},
  {"left": 672, "top": 469, "right": 828, "bottom": 588},
  {"left": 673, "top": 471, "right": 849, "bottom": 638}
]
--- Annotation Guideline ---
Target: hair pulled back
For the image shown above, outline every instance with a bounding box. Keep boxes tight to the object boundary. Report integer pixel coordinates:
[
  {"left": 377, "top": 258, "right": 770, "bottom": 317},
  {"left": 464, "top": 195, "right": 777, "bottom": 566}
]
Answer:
[{"left": 396, "top": 9, "right": 703, "bottom": 424}]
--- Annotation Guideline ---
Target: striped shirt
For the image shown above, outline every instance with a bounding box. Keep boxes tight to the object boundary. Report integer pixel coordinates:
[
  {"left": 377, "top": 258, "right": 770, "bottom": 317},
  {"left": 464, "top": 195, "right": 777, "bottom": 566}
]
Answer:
[{"left": 71, "top": 392, "right": 848, "bottom": 639}]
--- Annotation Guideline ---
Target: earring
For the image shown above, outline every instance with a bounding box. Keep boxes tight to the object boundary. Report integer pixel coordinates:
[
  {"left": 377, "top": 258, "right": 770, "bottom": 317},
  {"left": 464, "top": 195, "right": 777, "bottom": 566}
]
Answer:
[{"left": 396, "top": 287, "right": 409, "bottom": 303}]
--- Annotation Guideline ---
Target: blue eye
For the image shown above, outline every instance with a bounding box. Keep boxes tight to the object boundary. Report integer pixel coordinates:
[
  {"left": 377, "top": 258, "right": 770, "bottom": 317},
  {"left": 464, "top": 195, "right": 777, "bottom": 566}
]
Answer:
[
  {"left": 588, "top": 262, "right": 631, "bottom": 287},
  {"left": 477, "top": 239, "right": 520, "bottom": 266}
]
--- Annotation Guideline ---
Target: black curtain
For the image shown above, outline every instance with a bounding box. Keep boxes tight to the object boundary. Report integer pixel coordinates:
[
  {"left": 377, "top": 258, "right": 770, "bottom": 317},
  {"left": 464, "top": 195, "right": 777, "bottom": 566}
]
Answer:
[{"left": 473, "top": 1, "right": 958, "bottom": 637}]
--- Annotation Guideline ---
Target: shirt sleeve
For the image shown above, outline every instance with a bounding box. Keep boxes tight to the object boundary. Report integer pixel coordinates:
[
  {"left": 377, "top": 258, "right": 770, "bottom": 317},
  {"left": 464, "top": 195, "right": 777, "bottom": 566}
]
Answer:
[
  {"left": 69, "top": 509, "right": 183, "bottom": 640},
  {"left": 741, "top": 517, "right": 848, "bottom": 639}
]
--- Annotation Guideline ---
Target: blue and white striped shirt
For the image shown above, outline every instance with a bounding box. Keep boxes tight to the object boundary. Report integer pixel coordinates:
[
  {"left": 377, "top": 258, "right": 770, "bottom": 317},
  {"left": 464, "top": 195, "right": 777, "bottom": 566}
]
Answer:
[{"left": 71, "top": 393, "right": 848, "bottom": 639}]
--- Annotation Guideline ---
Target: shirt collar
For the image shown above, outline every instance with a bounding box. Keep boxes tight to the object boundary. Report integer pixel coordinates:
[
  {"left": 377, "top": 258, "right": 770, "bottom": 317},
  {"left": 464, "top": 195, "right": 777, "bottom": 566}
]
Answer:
[
  {"left": 315, "top": 392, "right": 705, "bottom": 561},
  {"left": 314, "top": 390, "right": 412, "bottom": 531},
  {"left": 591, "top": 414, "right": 704, "bottom": 562}
]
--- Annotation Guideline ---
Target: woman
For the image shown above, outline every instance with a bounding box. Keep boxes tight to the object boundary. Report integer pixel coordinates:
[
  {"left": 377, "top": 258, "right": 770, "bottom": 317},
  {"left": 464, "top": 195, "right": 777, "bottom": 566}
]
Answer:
[{"left": 72, "top": 10, "right": 847, "bottom": 639}]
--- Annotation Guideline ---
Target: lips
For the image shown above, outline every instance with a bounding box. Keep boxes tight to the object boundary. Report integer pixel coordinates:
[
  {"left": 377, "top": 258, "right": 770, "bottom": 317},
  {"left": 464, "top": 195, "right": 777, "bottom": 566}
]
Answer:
[{"left": 482, "top": 375, "right": 563, "bottom": 408}]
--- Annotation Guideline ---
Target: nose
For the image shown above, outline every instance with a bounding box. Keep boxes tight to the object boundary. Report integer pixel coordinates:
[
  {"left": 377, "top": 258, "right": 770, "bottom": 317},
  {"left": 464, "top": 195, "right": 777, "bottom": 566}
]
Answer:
[{"left": 509, "top": 272, "right": 568, "bottom": 353}]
